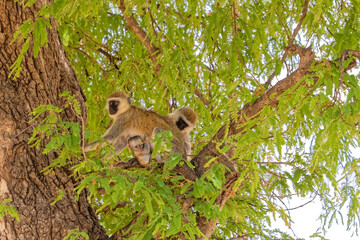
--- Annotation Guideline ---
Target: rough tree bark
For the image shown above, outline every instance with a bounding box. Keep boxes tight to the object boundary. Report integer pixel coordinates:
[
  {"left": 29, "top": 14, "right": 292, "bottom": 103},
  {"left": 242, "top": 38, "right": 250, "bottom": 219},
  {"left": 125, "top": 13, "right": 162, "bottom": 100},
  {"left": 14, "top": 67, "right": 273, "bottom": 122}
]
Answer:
[{"left": 0, "top": 1, "right": 108, "bottom": 239}]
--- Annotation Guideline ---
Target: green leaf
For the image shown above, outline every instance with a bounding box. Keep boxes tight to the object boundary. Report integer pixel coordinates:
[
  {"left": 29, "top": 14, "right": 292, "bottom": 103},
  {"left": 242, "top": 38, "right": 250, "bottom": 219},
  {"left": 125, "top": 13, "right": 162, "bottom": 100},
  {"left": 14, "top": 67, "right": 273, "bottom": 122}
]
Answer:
[
  {"left": 275, "top": 60, "right": 282, "bottom": 75},
  {"left": 293, "top": 169, "right": 302, "bottom": 183},
  {"left": 8, "top": 206, "right": 20, "bottom": 222},
  {"left": 9, "top": 38, "right": 30, "bottom": 78},
  {"left": 10, "top": 19, "right": 33, "bottom": 45},
  {"left": 33, "top": 17, "right": 48, "bottom": 57},
  {"left": 79, "top": 232, "right": 89, "bottom": 239},
  {"left": 162, "top": 153, "right": 181, "bottom": 178},
  {"left": 218, "top": 145, "right": 231, "bottom": 154},
  {"left": 144, "top": 191, "right": 154, "bottom": 218},
  {"left": 192, "top": 179, "right": 205, "bottom": 198},
  {"left": 51, "top": 189, "right": 64, "bottom": 205},
  {"left": 208, "top": 164, "right": 226, "bottom": 189},
  {"left": 99, "top": 178, "right": 111, "bottom": 194}
]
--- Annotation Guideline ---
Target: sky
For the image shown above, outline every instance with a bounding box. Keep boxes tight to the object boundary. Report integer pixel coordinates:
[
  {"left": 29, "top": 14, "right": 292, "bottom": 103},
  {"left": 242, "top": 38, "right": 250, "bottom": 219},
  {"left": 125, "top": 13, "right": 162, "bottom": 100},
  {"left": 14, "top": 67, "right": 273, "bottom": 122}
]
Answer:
[
  {"left": 272, "top": 196, "right": 358, "bottom": 240},
  {"left": 271, "top": 145, "right": 360, "bottom": 240}
]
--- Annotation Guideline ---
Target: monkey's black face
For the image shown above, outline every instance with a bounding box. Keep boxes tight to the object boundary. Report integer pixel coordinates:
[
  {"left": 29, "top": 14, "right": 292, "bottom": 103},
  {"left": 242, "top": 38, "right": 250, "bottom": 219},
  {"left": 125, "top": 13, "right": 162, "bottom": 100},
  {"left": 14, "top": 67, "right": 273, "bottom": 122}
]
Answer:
[
  {"left": 176, "top": 117, "right": 189, "bottom": 130},
  {"left": 108, "top": 100, "right": 120, "bottom": 115}
]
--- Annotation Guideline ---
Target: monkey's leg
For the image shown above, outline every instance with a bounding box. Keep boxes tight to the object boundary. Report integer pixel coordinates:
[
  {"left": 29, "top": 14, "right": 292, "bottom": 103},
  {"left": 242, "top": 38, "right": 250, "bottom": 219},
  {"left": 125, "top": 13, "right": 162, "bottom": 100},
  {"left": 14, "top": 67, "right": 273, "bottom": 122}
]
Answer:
[{"left": 128, "top": 135, "right": 151, "bottom": 166}]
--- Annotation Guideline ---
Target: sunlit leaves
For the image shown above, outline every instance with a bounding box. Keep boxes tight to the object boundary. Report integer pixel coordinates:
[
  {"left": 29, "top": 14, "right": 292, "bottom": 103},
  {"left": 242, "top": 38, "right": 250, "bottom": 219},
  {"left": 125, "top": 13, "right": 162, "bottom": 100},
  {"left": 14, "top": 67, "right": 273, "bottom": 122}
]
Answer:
[
  {"left": 63, "top": 229, "right": 89, "bottom": 240},
  {"left": 10, "top": 16, "right": 51, "bottom": 78},
  {"left": 0, "top": 199, "right": 20, "bottom": 222},
  {"left": 28, "top": 93, "right": 83, "bottom": 174}
]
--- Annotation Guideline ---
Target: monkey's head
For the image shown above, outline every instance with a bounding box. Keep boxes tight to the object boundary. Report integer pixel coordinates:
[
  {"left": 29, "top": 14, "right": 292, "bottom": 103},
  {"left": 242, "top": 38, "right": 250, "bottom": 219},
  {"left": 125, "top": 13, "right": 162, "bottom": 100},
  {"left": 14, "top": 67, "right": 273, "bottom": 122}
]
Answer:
[
  {"left": 168, "top": 107, "right": 198, "bottom": 134},
  {"left": 106, "top": 91, "right": 131, "bottom": 120}
]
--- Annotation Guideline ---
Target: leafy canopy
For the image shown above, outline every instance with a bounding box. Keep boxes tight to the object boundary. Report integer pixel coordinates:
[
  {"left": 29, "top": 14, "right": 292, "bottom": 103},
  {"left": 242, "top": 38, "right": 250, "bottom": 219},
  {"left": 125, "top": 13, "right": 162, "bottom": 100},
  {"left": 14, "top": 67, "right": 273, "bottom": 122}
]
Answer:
[{"left": 12, "top": 0, "right": 360, "bottom": 239}]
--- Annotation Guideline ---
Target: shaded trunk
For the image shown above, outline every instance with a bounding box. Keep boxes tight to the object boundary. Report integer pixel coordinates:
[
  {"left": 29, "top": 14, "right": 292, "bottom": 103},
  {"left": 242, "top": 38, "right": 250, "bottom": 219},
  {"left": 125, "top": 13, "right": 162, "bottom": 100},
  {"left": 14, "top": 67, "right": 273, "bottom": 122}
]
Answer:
[{"left": 0, "top": 1, "right": 107, "bottom": 239}]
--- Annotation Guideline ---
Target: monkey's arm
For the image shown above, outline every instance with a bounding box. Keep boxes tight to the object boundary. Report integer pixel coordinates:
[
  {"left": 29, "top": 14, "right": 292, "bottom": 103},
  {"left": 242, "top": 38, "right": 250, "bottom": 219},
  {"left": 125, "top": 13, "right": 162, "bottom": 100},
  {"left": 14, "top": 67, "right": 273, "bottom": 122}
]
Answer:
[
  {"left": 84, "top": 141, "right": 105, "bottom": 152},
  {"left": 84, "top": 132, "right": 116, "bottom": 152},
  {"left": 85, "top": 120, "right": 121, "bottom": 152},
  {"left": 113, "top": 135, "right": 128, "bottom": 155}
]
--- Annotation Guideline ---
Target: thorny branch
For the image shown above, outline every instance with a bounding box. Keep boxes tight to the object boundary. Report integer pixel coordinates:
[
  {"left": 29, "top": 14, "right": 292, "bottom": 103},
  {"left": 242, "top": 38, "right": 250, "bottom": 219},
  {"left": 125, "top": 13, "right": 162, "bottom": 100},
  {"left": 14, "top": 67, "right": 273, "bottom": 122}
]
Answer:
[
  {"left": 335, "top": 49, "right": 360, "bottom": 100},
  {"left": 67, "top": 45, "right": 108, "bottom": 75},
  {"left": 97, "top": 48, "right": 120, "bottom": 71},
  {"left": 190, "top": 45, "right": 360, "bottom": 237}
]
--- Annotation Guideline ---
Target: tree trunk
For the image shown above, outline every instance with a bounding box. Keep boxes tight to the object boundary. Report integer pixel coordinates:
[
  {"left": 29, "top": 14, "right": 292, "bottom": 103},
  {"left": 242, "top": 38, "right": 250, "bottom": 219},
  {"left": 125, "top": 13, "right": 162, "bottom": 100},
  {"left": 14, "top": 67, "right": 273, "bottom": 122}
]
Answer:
[{"left": 0, "top": 1, "right": 107, "bottom": 239}]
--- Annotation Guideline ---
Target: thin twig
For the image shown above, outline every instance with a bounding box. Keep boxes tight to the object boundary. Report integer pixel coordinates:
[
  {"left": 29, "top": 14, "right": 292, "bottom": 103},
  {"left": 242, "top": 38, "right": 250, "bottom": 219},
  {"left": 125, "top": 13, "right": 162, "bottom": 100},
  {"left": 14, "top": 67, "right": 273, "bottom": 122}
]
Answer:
[
  {"left": 67, "top": 46, "right": 108, "bottom": 75},
  {"left": 97, "top": 48, "right": 120, "bottom": 70}
]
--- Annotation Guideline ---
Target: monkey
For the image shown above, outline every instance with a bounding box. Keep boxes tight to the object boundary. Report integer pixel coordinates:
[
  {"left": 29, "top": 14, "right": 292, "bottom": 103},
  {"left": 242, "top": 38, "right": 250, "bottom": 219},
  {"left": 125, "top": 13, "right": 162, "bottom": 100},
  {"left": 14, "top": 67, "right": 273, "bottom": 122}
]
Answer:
[
  {"left": 167, "top": 107, "right": 198, "bottom": 160},
  {"left": 127, "top": 107, "right": 198, "bottom": 163},
  {"left": 127, "top": 135, "right": 152, "bottom": 164},
  {"left": 127, "top": 128, "right": 167, "bottom": 164},
  {"left": 85, "top": 91, "right": 188, "bottom": 166}
]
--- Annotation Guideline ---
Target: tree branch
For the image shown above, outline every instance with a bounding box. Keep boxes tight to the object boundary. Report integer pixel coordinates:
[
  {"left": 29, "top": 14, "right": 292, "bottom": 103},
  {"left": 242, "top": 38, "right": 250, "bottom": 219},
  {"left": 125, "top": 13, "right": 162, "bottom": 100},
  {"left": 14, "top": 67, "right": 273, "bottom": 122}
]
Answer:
[
  {"left": 196, "top": 172, "right": 243, "bottom": 239},
  {"left": 118, "top": 0, "right": 161, "bottom": 73},
  {"left": 191, "top": 46, "right": 316, "bottom": 177},
  {"left": 97, "top": 48, "right": 120, "bottom": 70},
  {"left": 191, "top": 46, "right": 315, "bottom": 237},
  {"left": 265, "top": 0, "right": 310, "bottom": 86},
  {"left": 190, "top": 46, "right": 360, "bottom": 238}
]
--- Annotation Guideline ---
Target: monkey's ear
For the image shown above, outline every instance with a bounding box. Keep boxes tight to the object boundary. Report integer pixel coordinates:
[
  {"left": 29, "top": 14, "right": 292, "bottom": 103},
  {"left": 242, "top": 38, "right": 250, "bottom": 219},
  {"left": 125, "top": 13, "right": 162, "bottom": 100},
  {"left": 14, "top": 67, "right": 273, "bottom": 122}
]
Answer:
[{"left": 127, "top": 97, "right": 131, "bottom": 105}]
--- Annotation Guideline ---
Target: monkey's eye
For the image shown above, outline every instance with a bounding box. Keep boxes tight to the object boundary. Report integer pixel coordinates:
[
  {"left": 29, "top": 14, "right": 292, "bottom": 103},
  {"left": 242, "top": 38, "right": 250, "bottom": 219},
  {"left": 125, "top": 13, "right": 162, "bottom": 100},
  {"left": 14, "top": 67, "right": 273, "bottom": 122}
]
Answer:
[{"left": 110, "top": 100, "right": 119, "bottom": 107}]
